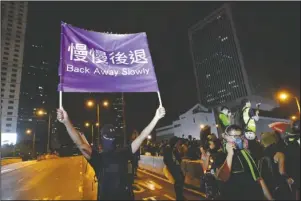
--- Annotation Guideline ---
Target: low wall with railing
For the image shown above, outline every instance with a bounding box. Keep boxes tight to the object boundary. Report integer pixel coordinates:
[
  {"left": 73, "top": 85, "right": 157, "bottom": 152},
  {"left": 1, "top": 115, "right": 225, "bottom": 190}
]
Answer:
[{"left": 138, "top": 155, "right": 204, "bottom": 188}]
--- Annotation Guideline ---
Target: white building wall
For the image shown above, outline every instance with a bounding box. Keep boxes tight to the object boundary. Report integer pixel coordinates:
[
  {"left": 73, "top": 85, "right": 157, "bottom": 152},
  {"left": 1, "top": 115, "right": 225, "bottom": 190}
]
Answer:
[
  {"left": 156, "top": 104, "right": 218, "bottom": 141},
  {"left": 156, "top": 104, "right": 290, "bottom": 141}
]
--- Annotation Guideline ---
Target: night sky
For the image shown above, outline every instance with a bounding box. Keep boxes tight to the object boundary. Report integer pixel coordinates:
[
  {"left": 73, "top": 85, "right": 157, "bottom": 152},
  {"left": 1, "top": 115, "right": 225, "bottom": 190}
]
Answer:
[{"left": 26, "top": 2, "right": 300, "bottom": 136}]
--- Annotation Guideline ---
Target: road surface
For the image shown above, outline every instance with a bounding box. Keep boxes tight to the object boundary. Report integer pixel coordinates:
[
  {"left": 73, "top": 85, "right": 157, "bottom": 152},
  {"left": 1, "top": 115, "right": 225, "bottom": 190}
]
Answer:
[{"left": 1, "top": 156, "right": 204, "bottom": 200}]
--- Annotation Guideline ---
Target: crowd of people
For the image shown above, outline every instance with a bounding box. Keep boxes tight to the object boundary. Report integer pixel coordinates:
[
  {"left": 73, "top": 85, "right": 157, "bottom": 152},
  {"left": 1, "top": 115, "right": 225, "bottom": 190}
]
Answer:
[{"left": 161, "top": 99, "right": 300, "bottom": 200}]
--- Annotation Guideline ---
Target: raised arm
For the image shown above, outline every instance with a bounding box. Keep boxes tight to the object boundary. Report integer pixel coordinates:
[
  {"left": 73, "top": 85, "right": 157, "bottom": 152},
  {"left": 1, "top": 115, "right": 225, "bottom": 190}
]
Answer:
[
  {"left": 57, "top": 108, "right": 92, "bottom": 160},
  {"left": 131, "top": 107, "right": 166, "bottom": 154},
  {"left": 216, "top": 142, "right": 235, "bottom": 182}
]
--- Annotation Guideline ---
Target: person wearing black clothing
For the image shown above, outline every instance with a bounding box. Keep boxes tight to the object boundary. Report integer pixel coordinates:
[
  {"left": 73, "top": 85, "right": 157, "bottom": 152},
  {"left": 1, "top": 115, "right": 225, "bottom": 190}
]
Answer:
[
  {"left": 163, "top": 136, "right": 185, "bottom": 200},
  {"left": 284, "top": 119, "right": 300, "bottom": 200},
  {"left": 260, "top": 132, "right": 294, "bottom": 200},
  {"left": 57, "top": 106, "right": 166, "bottom": 200},
  {"left": 215, "top": 125, "right": 273, "bottom": 200}
]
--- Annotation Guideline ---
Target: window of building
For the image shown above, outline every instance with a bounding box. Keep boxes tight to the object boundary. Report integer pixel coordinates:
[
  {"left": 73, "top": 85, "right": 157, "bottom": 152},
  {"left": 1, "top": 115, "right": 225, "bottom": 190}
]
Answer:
[
  {"left": 6, "top": 123, "right": 12, "bottom": 127},
  {"left": 14, "top": 54, "right": 18, "bottom": 57},
  {"left": 10, "top": 84, "right": 16, "bottom": 88},
  {"left": 11, "top": 79, "right": 16, "bottom": 82},
  {"left": 7, "top": 112, "right": 13, "bottom": 115},
  {"left": 13, "top": 64, "right": 18, "bottom": 67},
  {"left": 15, "top": 44, "right": 20, "bottom": 48},
  {"left": 10, "top": 89, "right": 15, "bottom": 93},
  {"left": 5, "top": 42, "right": 10, "bottom": 46},
  {"left": 1, "top": 72, "right": 7, "bottom": 76},
  {"left": 9, "top": 95, "right": 14, "bottom": 98},
  {"left": 4, "top": 47, "right": 9, "bottom": 50},
  {"left": 5, "top": 129, "right": 11, "bottom": 132},
  {"left": 9, "top": 100, "right": 14, "bottom": 104},
  {"left": 16, "top": 35, "right": 21, "bottom": 39},
  {"left": 12, "top": 68, "right": 18, "bottom": 72},
  {"left": 4, "top": 52, "right": 9, "bottom": 55},
  {"left": 3, "top": 57, "right": 8, "bottom": 60},
  {"left": 13, "top": 58, "right": 18, "bottom": 62},
  {"left": 11, "top": 74, "right": 17, "bottom": 78},
  {"left": 8, "top": 106, "right": 13, "bottom": 109},
  {"left": 2, "top": 67, "right": 8, "bottom": 71},
  {"left": 2, "top": 62, "right": 8, "bottom": 65},
  {"left": 6, "top": 118, "right": 13, "bottom": 121},
  {"left": 16, "top": 39, "right": 21, "bottom": 43}
]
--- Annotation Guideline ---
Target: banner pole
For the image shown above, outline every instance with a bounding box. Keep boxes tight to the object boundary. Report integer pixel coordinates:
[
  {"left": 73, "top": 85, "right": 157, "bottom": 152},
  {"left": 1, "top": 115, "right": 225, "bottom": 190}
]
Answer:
[
  {"left": 59, "top": 91, "right": 63, "bottom": 109},
  {"left": 157, "top": 91, "right": 162, "bottom": 107}
]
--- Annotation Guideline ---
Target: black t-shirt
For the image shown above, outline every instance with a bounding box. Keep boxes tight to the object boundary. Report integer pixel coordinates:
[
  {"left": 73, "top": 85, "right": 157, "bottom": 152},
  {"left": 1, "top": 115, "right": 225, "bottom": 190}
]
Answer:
[
  {"left": 213, "top": 150, "right": 264, "bottom": 200},
  {"left": 88, "top": 146, "right": 133, "bottom": 200}
]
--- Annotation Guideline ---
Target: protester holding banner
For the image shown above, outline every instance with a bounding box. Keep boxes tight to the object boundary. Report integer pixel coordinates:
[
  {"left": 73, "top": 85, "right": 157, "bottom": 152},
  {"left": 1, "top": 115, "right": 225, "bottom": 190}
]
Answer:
[
  {"left": 57, "top": 106, "right": 165, "bottom": 200},
  {"left": 57, "top": 22, "right": 166, "bottom": 200}
]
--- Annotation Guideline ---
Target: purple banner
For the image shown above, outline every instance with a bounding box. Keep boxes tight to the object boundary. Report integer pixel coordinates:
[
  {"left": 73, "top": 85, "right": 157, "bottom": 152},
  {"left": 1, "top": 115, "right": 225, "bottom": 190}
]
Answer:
[{"left": 58, "top": 22, "right": 159, "bottom": 92}]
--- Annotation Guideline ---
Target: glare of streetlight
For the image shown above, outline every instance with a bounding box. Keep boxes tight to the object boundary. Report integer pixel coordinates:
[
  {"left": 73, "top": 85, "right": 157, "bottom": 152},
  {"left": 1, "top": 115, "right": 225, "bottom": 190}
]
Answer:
[
  {"left": 291, "top": 116, "right": 297, "bottom": 120},
  {"left": 85, "top": 122, "right": 90, "bottom": 127},
  {"left": 147, "top": 135, "right": 152, "bottom": 140},
  {"left": 86, "top": 100, "right": 95, "bottom": 108},
  {"left": 103, "top": 101, "right": 109, "bottom": 107},
  {"left": 216, "top": 124, "right": 219, "bottom": 128},
  {"left": 26, "top": 129, "right": 32, "bottom": 135},
  {"left": 37, "top": 109, "right": 46, "bottom": 116},
  {"left": 200, "top": 124, "right": 205, "bottom": 129},
  {"left": 279, "top": 92, "right": 289, "bottom": 101},
  {"left": 95, "top": 123, "right": 99, "bottom": 127}
]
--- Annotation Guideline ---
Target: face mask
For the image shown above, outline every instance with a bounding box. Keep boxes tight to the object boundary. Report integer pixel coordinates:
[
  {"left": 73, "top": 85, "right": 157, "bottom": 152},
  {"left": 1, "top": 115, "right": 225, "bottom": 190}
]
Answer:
[
  {"left": 102, "top": 135, "right": 116, "bottom": 152},
  {"left": 235, "top": 138, "right": 243, "bottom": 150}
]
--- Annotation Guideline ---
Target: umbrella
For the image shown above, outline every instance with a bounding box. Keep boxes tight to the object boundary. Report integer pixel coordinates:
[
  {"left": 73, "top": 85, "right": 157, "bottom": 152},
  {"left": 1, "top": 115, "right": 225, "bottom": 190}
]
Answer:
[{"left": 268, "top": 122, "right": 291, "bottom": 133}]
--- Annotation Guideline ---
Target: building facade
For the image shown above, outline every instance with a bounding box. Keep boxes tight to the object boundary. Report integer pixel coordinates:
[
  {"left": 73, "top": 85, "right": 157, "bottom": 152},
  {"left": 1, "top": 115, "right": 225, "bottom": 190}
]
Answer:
[
  {"left": 156, "top": 103, "right": 289, "bottom": 141},
  {"left": 188, "top": 3, "right": 251, "bottom": 108},
  {"left": 156, "top": 104, "right": 218, "bottom": 141},
  {"left": 1, "top": 1, "right": 28, "bottom": 144}
]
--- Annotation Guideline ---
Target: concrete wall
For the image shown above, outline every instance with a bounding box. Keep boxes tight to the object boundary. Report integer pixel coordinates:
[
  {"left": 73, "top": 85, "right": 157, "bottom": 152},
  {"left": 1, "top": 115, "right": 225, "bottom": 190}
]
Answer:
[
  {"left": 138, "top": 155, "right": 204, "bottom": 189},
  {"left": 1, "top": 157, "right": 22, "bottom": 166}
]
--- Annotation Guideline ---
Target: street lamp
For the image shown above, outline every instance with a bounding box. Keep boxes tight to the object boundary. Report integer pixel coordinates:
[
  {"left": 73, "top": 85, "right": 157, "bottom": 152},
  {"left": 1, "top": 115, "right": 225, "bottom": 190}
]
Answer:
[
  {"left": 278, "top": 91, "right": 300, "bottom": 114},
  {"left": 200, "top": 124, "right": 205, "bottom": 129},
  {"left": 26, "top": 129, "right": 35, "bottom": 157},
  {"left": 36, "top": 109, "right": 52, "bottom": 153},
  {"left": 85, "top": 122, "right": 98, "bottom": 145},
  {"left": 291, "top": 116, "right": 297, "bottom": 120},
  {"left": 85, "top": 99, "right": 109, "bottom": 146},
  {"left": 147, "top": 135, "right": 152, "bottom": 140}
]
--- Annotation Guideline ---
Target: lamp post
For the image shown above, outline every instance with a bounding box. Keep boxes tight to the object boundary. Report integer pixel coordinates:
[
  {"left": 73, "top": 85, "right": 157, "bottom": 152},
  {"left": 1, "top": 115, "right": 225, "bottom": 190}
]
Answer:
[
  {"left": 36, "top": 109, "right": 52, "bottom": 153},
  {"left": 278, "top": 92, "right": 300, "bottom": 115},
  {"left": 85, "top": 122, "right": 99, "bottom": 145},
  {"left": 86, "top": 99, "right": 109, "bottom": 146},
  {"left": 26, "top": 129, "right": 35, "bottom": 156}
]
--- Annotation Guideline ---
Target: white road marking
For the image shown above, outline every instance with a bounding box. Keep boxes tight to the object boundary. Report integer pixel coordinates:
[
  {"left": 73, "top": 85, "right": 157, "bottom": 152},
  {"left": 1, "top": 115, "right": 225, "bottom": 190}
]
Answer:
[
  {"left": 138, "top": 169, "right": 206, "bottom": 197},
  {"left": 133, "top": 183, "right": 145, "bottom": 194},
  {"left": 164, "top": 194, "right": 175, "bottom": 200},
  {"left": 80, "top": 171, "right": 82, "bottom": 175},
  {"left": 1, "top": 169, "right": 12, "bottom": 174},
  {"left": 78, "top": 186, "right": 83, "bottom": 193},
  {"left": 43, "top": 198, "right": 49, "bottom": 200},
  {"left": 54, "top": 195, "right": 62, "bottom": 200},
  {"left": 143, "top": 196, "right": 157, "bottom": 200}
]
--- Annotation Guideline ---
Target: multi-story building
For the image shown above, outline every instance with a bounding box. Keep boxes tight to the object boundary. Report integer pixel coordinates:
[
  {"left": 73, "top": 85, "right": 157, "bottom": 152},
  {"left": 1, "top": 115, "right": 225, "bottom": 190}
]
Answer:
[
  {"left": 112, "top": 95, "right": 125, "bottom": 132},
  {"left": 188, "top": 3, "right": 251, "bottom": 108},
  {"left": 1, "top": 2, "right": 28, "bottom": 144}
]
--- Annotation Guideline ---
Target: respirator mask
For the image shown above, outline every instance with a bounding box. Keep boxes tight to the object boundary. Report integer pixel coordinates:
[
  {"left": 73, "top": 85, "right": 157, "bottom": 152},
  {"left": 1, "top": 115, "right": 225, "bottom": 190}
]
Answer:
[{"left": 224, "top": 126, "right": 245, "bottom": 150}]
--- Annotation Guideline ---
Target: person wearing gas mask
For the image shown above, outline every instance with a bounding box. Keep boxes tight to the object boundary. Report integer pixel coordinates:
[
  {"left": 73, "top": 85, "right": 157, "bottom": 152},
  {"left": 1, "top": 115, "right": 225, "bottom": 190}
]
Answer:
[
  {"left": 57, "top": 106, "right": 166, "bottom": 201},
  {"left": 215, "top": 125, "right": 273, "bottom": 200}
]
